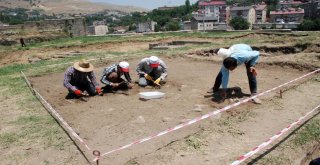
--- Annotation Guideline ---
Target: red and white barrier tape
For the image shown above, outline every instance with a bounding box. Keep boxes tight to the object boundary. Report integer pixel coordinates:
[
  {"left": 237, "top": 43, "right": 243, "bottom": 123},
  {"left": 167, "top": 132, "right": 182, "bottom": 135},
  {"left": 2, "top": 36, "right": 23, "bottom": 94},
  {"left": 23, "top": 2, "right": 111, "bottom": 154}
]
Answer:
[
  {"left": 230, "top": 104, "right": 320, "bottom": 165},
  {"left": 94, "top": 69, "right": 320, "bottom": 162},
  {"left": 21, "top": 71, "right": 92, "bottom": 151}
]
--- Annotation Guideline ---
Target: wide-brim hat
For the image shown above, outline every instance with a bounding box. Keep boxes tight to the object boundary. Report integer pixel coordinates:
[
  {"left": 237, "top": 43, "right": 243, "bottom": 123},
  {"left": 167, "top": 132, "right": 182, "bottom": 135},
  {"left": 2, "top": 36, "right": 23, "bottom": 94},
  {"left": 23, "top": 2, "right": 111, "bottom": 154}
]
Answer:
[{"left": 74, "top": 60, "right": 94, "bottom": 72}]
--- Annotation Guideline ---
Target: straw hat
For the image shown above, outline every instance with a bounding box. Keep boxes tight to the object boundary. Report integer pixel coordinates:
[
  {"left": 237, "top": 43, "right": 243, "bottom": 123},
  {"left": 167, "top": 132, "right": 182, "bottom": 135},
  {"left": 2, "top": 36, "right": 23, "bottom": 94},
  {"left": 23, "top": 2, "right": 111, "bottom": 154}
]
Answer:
[
  {"left": 149, "top": 56, "right": 160, "bottom": 68},
  {"left": 73, "top": 60, "right": 94, "bottom": 72}
]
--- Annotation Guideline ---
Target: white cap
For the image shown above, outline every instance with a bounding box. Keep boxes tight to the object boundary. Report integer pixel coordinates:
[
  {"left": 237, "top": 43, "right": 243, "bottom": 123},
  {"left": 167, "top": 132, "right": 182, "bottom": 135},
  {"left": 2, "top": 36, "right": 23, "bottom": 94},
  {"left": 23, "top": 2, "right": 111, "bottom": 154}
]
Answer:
[
  {"left": 149, "top": 56, "right": 159, "bottom": 64},
  {"left": 217, "top": 48, "right": 232, "bottom": 59},
  {"left": 119, "top": 61, "right": 129, "bottom": 72}
]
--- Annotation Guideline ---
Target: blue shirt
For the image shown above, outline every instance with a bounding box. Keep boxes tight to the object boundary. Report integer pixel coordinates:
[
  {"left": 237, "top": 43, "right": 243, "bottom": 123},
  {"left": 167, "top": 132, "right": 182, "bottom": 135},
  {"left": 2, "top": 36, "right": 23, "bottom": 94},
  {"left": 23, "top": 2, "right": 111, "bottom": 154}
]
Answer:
[{"left": 220, "top": 44, "right": 260, "bottom": 89}]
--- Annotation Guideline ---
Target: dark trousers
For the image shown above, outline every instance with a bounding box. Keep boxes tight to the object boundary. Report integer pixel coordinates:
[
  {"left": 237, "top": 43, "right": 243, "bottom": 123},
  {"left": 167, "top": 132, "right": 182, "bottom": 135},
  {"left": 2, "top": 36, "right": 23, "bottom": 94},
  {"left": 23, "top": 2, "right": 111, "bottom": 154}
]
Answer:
[
  {"left": 213, "top": 63, "right": 257, "bottom": 94},
  {"left": 70, "top": 82, "right": 97, "bottom": 96}
]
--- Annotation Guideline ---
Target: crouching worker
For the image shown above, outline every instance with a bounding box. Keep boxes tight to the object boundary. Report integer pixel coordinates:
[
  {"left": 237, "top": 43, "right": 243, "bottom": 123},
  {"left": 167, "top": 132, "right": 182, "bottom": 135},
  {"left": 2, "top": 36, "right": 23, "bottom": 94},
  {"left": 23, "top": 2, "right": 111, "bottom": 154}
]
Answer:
[
  {"left": 63, "top": 60, "right": 102, "bottom": 98},
  {"left": 100, "top": 61, "right": 133, "bottom": 92},
  {"left": 212, "top": 44, "right": 262, "bottom": 104},
  {"left": 136, "top": 56, "right": 167, "bottom": 87}
]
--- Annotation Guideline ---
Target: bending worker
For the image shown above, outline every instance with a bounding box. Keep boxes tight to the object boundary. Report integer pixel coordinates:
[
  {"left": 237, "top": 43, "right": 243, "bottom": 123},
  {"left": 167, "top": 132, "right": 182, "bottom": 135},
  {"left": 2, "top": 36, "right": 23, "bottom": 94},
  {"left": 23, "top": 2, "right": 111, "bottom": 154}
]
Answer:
[
  {"left": 100, "top": 61, "right": 133, "bottom": 91},
  {"left": 212, "top": 44, "right": 261, "bottom": 104},
  {"left": 136, "top": 56, "right": 167, "bottom": 87},
  {"left": 63, "top": 60, "right": 102, "bottom": 97}
]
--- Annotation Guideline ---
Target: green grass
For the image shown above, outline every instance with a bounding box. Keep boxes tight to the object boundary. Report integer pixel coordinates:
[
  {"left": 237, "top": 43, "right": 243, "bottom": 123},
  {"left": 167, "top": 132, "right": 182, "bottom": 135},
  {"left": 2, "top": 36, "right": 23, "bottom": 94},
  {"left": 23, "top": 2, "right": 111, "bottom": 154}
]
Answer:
[
  {"left": 0, "top": 133, "right": 19, "bottom": 148},
  {"left": 185, "top": 135, "right": 202, "bottom": 150},
  {"left": 293, "top": 118, "right": 320, "bottom": 145}
]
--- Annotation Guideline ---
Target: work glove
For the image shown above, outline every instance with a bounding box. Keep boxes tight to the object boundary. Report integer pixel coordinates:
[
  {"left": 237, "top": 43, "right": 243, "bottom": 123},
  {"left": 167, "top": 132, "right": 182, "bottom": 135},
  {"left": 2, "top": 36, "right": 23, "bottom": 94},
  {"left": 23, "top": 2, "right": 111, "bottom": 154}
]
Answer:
[
  {"left": 74, "top": 90, "right": 83, "bottom": 96},
  {"left": 144, "top": 74, "right": 153, "bottom": 81},
  {"left": 154, "top": 78, "right": 161, "bottom": 86},
  {"left": 96, "top": 87, "right": 103, "bottom": 96}
]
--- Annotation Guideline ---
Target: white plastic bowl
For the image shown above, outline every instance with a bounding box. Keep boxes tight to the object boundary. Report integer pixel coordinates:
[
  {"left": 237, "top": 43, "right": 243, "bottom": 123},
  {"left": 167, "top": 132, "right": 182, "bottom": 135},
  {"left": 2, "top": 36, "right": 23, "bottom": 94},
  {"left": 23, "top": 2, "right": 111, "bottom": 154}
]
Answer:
[{"left": 139, "top": 91, "right": 165, "bottom": 100}]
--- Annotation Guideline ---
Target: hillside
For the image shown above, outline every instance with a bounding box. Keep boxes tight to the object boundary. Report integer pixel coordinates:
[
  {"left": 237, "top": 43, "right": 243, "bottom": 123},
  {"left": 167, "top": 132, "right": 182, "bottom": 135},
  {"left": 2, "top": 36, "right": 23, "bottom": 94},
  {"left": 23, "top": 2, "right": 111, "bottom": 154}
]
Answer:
[{"left": 0, "top": 0, "right": 147, "bottom": 14}]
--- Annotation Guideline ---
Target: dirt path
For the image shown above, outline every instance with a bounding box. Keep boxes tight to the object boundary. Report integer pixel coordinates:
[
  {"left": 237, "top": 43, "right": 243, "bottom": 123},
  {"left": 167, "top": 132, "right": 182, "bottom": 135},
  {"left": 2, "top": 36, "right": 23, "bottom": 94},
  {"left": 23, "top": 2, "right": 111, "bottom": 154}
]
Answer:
[{"left": 28, "top": 56, "right": 319, "bottom": 164}]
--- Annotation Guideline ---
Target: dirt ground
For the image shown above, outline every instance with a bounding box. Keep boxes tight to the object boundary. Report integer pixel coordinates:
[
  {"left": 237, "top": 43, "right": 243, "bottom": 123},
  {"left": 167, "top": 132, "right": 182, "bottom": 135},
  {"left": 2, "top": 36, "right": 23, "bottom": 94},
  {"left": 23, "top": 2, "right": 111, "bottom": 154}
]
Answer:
[{"left": 29, "top": 56, "right": 320, "bottom": 164}]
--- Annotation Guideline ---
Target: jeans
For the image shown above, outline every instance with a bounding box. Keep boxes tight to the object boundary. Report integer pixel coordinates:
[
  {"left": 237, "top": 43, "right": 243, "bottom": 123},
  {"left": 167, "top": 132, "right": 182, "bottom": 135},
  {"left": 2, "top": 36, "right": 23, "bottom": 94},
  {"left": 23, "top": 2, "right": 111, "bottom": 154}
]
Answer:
[{"left": 213, "top": 63, "right": 257, "bottom": 94}]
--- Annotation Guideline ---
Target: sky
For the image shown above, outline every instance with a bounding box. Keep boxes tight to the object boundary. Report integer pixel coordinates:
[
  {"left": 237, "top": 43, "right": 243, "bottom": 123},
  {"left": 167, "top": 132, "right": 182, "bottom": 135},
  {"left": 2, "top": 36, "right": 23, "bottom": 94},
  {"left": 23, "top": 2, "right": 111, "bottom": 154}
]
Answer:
[{"left": 89, "top": 0, "right": 198, "bottom": 10}]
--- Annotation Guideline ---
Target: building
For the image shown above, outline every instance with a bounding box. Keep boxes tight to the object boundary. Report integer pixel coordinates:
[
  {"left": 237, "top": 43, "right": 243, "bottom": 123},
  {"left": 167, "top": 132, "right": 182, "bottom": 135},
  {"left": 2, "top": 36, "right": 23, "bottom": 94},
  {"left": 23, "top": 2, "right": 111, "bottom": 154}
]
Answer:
[
  {"left": 182, "top": 21, "right": 192, "bottom": 30},
  {"left": 23, "top": 17, "right": 87, "bottom": 36},
  {"left": 87, "top": 25, "right": 108, "bottom": 36},
  {"left": 136, "top": 21, "right": 157, "bottom": 33},
  {"left": 270, "top": 8, "right": 304, "bottom": 23},
  {"left": 113, "top": 26, "right": 128, "bottom": 33},
  {"left": 230, "top": 6, "right": 256, "bottom": 26},
  {"left": 198, "top": 0, "right": 227, "bottom": 23},
  {"left": 254, "top": 3, "right": 267, "bottom": 23},
  {"left": 279, "top": 0, "right": 319, "bottom": 18}
]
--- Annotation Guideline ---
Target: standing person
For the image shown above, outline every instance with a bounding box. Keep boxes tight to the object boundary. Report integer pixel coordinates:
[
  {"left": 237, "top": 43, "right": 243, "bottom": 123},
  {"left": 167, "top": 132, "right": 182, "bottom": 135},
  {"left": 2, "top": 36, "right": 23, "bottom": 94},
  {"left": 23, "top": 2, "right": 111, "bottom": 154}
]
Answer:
[
  {"left": 136, "top": 56, "right": 167, "bottom": 87},
  {"left": 63, "top": 60, "right": 102, "bottom": 98},
  {"left": 100, "top": 61, "right": 133, "bottom": 92},
  {"left": 20, "top": 38, "right": 26, "bottom": 47},
  {"left": 212, "top": 44, "right": 262, "bottom": 104}
]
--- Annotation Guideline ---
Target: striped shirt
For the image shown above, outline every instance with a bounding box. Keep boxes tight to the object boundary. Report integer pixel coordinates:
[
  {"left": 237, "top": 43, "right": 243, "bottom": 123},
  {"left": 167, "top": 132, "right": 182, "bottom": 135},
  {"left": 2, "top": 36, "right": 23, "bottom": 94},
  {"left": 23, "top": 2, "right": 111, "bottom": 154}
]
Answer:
[
  {"left": 63, "top": 66, "right": 99, "bottom": 92},
  {"left": 100, "top": 64, "right": 132, "bottom": 85}
]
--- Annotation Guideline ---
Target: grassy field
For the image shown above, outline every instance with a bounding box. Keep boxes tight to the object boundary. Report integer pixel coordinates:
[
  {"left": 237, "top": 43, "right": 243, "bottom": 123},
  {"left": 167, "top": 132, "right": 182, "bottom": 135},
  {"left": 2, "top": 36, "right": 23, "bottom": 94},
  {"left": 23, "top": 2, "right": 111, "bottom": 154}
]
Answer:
[{"left": 0, "top": 31, "right": 319, "bottom": 164}]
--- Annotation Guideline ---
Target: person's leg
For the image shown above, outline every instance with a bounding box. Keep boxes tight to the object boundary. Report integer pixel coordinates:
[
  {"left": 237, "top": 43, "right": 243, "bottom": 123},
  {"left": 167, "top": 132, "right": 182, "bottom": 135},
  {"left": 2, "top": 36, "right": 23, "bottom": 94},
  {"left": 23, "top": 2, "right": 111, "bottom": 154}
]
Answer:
[
  {"left": 138, "top": 75, "right": 148, "bottom": 87},
  {"left": 150, "top": 67, "right": 162, "bottom": 80},
  {"left": 84, "top": 82, "right": 97, "bottom": 96},
  {"left": 212, "top": 71, "right": 222, "bottom": 93},
  {"left": 245, "top": 63, "right": 257, "bottom": 94}
]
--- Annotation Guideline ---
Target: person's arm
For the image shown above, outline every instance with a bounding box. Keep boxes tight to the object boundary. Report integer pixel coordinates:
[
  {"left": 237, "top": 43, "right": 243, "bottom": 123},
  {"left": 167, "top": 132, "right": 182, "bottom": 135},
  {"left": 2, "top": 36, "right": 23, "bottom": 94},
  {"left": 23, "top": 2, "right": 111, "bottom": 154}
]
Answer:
[
  {"left": 124, "top": 72, "right": 132, "bottom": 83},
  {"left": 159, "top": 60, "right": 168, "bottom": 80},
  {"left": 63, "top": 68, "right": 78, "bottom": 92},
  {"left": 88, "top": 71, "right": 99, "bottom": 87},
  {"left": 100, "top": 69, "right": 112, "bottom": 86},
  {"left": 136, "top": 61, "right": 146, "bottom": 76}
]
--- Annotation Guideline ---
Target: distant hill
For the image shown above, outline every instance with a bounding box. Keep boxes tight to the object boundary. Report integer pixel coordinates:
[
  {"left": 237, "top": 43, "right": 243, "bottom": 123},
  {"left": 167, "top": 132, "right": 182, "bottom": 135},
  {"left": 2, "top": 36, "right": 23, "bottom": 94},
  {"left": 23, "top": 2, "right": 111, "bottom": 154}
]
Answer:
[{"left": 0, "top": 0, "right": 148, "bottom": 14}]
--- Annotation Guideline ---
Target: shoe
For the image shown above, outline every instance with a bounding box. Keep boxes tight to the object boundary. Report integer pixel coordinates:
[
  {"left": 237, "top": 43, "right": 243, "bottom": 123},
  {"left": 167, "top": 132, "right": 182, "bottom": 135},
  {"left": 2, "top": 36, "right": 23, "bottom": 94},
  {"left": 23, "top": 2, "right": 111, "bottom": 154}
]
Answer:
[{"left": 252, "top": 97, "right": 262, "bottom": 104}]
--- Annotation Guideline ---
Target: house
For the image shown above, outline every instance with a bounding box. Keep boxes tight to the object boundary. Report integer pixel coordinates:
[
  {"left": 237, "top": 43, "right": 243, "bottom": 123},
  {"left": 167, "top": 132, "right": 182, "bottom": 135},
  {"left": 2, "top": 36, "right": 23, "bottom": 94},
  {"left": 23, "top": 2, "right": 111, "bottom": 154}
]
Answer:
[
  {"left": 113, "top": 26, "right": 128, "bottom": 33},
  {"left": 254, "top": 2, "right": 267, "bottom": 23},
  {"left": 136, "top": 21, "right": 157, "bottom": 33},
  {"left": 279, "top": 0, "right": 319, "bottom": 18},
  {"left": 191, "top": 0, "right": 227, "bottom": 31},
  {"left": 230, "top": 6, "right": 256, "bottom": 26},
  {"left": 270, "top": 8, "right": 304, "bottom": 23},
  {"left": 183, "top": 21, "right": 192, "bottom": 30},
  {"left": 198, "top": 0, "right": 227, "bottom": 23},
  {"left": 88, "top": 25, "right": 108, "bottom": 36}
]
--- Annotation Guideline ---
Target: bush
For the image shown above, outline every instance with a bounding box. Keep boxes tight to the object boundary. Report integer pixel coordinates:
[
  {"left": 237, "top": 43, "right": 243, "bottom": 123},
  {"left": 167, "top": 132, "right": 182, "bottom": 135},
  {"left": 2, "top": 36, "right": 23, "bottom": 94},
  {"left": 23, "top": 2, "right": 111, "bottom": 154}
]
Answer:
[
  {"left": 298, "top": 19, "right": 320, "bottom": 31},
  {"left": 230, "top": 17, "right": 250, "bottom": 30},
  {"left": 166, "top": 21, "right": 180, "bottom": 31}
]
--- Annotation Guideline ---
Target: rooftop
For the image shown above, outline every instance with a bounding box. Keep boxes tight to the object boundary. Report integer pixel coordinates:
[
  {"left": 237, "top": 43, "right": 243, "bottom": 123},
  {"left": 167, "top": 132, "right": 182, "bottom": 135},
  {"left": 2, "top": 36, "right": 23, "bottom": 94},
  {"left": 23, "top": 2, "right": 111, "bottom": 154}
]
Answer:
[
  {"left": 199, "top": 1, "right": 226, "bottom": 6},
  {"left": 270, "top": 9, "right": 305, "bottom": 14}
]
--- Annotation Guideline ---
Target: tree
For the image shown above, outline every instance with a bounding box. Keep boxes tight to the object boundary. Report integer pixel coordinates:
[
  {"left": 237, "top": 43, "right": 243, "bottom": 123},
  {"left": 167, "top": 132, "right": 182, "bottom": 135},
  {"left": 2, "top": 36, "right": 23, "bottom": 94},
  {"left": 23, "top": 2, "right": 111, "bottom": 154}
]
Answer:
[
  {"left": 166, "top": 21, "right": 180, "bottom": 31},
  {"left": 185, "top": 0, "right": 191, "bottom": 13},
  {"left": 230, "top": 17, "right": 249, "bottom": 30}
]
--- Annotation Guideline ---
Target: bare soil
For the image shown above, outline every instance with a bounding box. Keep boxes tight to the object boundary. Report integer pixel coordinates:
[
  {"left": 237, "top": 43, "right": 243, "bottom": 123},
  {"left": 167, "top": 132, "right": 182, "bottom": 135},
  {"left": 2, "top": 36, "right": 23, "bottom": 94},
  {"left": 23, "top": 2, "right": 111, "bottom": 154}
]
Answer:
[{"left": 28, "top": 56, "right": 320, "bottom": 164}]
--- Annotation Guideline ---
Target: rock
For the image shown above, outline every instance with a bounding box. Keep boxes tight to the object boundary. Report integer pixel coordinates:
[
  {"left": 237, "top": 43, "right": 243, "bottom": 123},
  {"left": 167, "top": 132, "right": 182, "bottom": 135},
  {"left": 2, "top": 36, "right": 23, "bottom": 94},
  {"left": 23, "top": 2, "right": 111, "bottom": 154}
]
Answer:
[{"left": 133, "top": 116, "right": 145, "bottom": 124}]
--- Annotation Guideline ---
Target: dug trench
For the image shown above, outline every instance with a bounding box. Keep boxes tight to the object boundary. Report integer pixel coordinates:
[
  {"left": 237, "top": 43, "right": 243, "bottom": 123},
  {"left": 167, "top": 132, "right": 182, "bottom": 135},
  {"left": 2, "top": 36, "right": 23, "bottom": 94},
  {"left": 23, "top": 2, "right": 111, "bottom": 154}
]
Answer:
[{"left": 28, "top": 56, "right": 319, "bottom": 164}]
